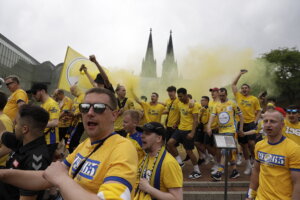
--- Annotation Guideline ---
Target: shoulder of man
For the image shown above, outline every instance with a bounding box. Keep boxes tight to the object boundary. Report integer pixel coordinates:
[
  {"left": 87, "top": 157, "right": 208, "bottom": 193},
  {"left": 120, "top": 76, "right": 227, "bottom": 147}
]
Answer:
[{"left": 25, "top": 147, "right": 51, "bottom": 170}]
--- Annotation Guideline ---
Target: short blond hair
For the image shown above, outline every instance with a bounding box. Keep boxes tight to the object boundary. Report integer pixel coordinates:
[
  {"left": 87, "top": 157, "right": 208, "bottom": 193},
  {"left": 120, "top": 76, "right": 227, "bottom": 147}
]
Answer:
[
  {"left": 5, "top": 75, "right": 20, "bottom": 84},
  {"left": 123, "top": 109, "right": 141, "bottom": 123}
]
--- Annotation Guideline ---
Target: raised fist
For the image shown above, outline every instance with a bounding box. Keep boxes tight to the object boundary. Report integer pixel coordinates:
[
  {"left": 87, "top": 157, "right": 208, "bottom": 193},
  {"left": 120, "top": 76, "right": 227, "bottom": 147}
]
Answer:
[
  {"left": 79, "top": 64, "right": 87, "bottom": 72},
  {"left": 89, "top": 55, "right": 96, "bottom": 63}
]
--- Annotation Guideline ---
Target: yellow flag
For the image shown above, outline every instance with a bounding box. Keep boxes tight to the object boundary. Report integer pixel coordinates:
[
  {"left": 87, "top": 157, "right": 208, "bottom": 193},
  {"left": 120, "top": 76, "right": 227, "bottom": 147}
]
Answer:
[{"left": 58, "top": 46, "right": 100, "bottom": 92}]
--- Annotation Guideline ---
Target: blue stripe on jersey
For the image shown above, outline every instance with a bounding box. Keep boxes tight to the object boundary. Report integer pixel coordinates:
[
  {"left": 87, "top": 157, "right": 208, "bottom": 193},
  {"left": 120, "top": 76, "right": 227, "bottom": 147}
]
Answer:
[
  {"left": 50, "top": 129, "right": 56, "bottom": 144},
  {"left": 130, "top": 131, "right": 143, "bottom": 147},
  {"left": 268, "top": 136, "right": 286, "bottom": 145},
  {"left": 104, "top": 176, "right": 133, "bottom": 191},
  {"left": 154, "top": 149, "right": 167, "bottom": 190},
  {"left": 290, "top": 168, "right": 300, "bottom": 171},
  {"left": 63, "top": 159, "right": 71, "bottom": 167},
  {"left": 91, "top": 132, "right": 117, "bottom": 145}
]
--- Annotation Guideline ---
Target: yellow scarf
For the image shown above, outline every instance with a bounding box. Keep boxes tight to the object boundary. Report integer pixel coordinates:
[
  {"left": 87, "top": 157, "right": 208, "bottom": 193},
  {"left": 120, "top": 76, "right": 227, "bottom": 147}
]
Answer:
[{"left": 134, "top": 146, "right": 167, "bottom": 200}]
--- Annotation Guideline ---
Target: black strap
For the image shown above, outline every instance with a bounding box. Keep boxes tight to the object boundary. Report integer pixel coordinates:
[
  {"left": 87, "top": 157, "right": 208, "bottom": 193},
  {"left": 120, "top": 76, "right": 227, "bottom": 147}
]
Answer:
[
  {"left": 72, "top": 133, "right": 114, "bottom": 179},
  {"left": 165, "top": 100, "right": 175, "bottom": 126},
  {"left": 117, "top": 98, "right": 128, "bottom": 109}
]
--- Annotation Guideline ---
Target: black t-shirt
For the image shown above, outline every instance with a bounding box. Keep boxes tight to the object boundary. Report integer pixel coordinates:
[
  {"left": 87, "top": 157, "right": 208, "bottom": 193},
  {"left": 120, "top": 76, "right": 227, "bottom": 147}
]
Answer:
[{"left": 0, "top": 133, "right": 51, "bottom": 200}]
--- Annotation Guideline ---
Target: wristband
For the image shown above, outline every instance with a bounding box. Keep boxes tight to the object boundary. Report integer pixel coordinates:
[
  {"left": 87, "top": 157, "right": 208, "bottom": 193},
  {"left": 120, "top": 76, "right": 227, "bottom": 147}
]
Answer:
[{"left": 247, "top": 188, "right": 257, "bottom": 198}]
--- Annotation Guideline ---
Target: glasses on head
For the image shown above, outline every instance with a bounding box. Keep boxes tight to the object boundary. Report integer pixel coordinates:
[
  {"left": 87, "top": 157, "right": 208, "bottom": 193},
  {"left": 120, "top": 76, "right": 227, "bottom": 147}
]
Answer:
[
  {"left": 5, "top": 82, "right": 14, "bottom": 87},
  {"left": 79, "top": 103, "right": 113, "bottom": 114},
  {"left": 286, "top": 109, "right": 298, "bottom": 114}
]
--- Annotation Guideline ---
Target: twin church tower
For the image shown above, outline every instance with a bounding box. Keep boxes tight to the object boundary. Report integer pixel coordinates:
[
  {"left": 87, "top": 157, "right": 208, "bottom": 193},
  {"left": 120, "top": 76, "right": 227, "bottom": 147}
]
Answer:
[{"left": 140, "top": 29, "right": 178, "bottom": 80}]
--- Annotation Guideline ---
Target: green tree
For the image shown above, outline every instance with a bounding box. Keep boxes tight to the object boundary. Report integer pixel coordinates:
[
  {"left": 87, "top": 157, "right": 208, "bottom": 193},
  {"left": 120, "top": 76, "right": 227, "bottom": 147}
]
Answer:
[{"left": 263, "top": 48, "right": 300, "bottom": 104}]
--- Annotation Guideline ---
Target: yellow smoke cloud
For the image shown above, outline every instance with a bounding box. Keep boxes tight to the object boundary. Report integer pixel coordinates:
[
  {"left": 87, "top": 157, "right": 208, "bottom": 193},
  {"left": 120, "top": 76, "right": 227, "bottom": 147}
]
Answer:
[{"left": 179, "top": 45, "right": 275, "bottom": 100}]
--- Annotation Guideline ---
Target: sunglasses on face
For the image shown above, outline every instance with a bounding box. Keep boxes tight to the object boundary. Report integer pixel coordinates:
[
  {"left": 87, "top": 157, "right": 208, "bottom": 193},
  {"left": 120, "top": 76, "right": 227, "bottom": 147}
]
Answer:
[
  {"left": 79, "top": 103, "right": 113, "bottom": 114},
  {"left": 5, "top": 82, "right": 14, "bottom": 87},
  {"left": 286, "top": 109, "right": 298, "bottom": 114}
]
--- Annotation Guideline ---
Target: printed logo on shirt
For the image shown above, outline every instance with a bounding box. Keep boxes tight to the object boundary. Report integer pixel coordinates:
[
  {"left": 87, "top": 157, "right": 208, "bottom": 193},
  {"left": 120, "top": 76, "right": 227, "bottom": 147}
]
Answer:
[
  {"left": 285, "top": 127, "right": 300, "bottom": 136},
  {"left": 49, "top": 107, "right": 58, "bottom": 113},
  {"left": 180, "top": 108, "right": 189, "bottom": 116},
  {"left": 241, "top": 100, "right": 252, "bottom": 107},
  {"left": 72, "top": 153, "right": 101, "bottom": 180},
  {"left": 148, "top": 110, "right": 159, "bottom": 116},
  {"left": 219, "top": 112, "right": 230, "bottom": 125},
  {"left": 258, "top": 151, "right": 285, "bottom": 166}
]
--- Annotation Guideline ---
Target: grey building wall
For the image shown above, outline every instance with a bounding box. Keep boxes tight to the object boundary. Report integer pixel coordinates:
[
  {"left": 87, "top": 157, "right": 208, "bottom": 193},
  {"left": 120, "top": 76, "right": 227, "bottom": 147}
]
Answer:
[{"left": 0, "top": 33, "right": 63, "bottom": 95}]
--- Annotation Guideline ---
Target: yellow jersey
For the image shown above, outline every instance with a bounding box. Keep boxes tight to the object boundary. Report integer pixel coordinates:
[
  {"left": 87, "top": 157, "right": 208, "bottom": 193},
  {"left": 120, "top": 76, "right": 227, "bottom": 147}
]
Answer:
[
  {"left": 282, "top": 119, "right": 300, "bottom": 146},
  {"left": 72, "top": 93, "right": 85, "bottom": 123},
  {"left": 0, "top": 113, "right": 13, "bottom": 167},
  {"left": 3, "top": 89, "right": 28, "bottom": 121},
  {"left": 212, "top": 100, "right": 241, "bottom": 134},
  {"left": 199, "top": 106, "right": 209, "bottom": 126},
  {"left": 63, "top": 133, "right": 138, "bottom": 199},
  {"left": 164, "top": 98, "right": 180, "bottom": 128},
  {"left": 235, "top": 92, "right": 261, "bottom": 123},
  {"left": 126, "top": 132, "right": 145, "bottom": 165},
  {"left": 255, "top": 137, "right": 300, "bottom": 200},
  {"left": 140, "top": 102, "right": 165, "bottom": 123},
  {"left": 256, "top": 120, "right": 265, "bottom": 138},
  {"left": 178, "top": 101, "right": 199, "bottom": 131},
  {"left": 208, "top": 100, "right": 220, "bottom": 129},
  {"left": 58, "top": 96, "right": 73, "bottom": 128},
  {"left": 41, "top": 97, "right": 60, "bottom": 144},
  {"left": 134, "top": 151, "right": 183, "bottom": 200},
  {"left": 114, "top": 98, "right": 135, "bottom": 131}
]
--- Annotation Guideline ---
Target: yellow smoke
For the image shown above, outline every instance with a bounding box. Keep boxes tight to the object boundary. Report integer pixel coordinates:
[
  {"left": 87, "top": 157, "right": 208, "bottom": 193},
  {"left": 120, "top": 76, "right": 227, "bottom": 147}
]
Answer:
[
  {"left": 179, "top": 45, "right": 275, "bottom": 100},
  {"left": 106, "top": 46, "right": 275, "bottom": 103}
]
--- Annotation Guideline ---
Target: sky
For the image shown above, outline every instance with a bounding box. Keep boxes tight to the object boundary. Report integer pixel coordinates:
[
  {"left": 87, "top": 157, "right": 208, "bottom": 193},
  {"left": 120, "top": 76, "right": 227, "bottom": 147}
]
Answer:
[{"left": 1, "top": 0, "right": 300, "bottom": 76}]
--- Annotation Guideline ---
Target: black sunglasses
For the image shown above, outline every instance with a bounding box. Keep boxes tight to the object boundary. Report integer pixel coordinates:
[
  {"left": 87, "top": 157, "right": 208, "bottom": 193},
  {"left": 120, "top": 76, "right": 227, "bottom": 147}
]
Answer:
[
  {"left": 79, "top": 103, "right": 113, "bottom": 114},
  {"left": 5, "top": 82, "right": 14, "bottom": 87}
]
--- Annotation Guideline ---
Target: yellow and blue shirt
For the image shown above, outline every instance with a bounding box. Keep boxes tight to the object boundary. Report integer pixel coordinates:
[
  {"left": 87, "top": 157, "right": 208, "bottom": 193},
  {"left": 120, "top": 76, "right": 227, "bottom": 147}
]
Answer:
[
  {"left": 63, "top": 133, "right": 138, "bottom": 200},
  {"left": 134, "top": 149, "right": 183, "bottom": 200},
  {"left": 212, "top": 100, "right": 241, "bottom": 134},
  {"left": 208, "top": 100, "right": 220, "bottom": 129},
  {"left": 72, "top": 93, "right": 85, "bottom": 123},
  {"left": 126, "top": 131, "right": 145, "bottom": 165},
  {"left": 41, "top": 97, "right": 60, "bottom": 144},
  {"left": 282, "top": 119, "right": 300, "bottom": 146},
  {"left": 58, "top": 96, "right": 73, "bottom": 128},
  {"left": 255, "top": 137, "right": 300, "bottom": 200}
]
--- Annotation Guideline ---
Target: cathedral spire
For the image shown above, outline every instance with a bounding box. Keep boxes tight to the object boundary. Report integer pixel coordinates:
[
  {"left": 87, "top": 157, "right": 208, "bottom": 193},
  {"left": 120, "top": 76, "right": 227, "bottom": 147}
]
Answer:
[
  {"left": 162, "top": 30, "right": 178, "bottom": 80},
  {"left": 166, "top": 30, "right": 174, "bottom": 59},
  {"left": 145, "top": 28, "right": 154, "bottom": 60},
  {"left": 141, "top": 28, "right": 157, "bottom": 77}
]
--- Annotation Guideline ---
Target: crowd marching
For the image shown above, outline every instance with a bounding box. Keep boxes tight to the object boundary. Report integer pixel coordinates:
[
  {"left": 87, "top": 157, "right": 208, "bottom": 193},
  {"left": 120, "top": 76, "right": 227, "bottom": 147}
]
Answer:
[{"left": 0, "top": 55, "right": 299, "bottom": 200}]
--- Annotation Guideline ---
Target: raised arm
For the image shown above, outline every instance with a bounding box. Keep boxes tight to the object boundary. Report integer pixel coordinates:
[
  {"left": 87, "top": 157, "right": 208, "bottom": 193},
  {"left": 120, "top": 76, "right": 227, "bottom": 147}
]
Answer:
[
  {"left": 80, "top": 64, "right": 97, "bottom": 88},
  {"left": 89, "top": 55, "right": 112, "bottom": 88},
  {"left": 130, "top": 89, "right": 142, "bottom": 105},
  {"left": 232, "top": 70, "right": 247, "bottom": 95}
]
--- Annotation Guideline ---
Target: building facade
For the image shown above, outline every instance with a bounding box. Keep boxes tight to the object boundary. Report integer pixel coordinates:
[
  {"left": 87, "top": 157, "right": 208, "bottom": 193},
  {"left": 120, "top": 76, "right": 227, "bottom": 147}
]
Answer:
[{"left": 0, "top": 33, "right": 62, "bottom": 94}]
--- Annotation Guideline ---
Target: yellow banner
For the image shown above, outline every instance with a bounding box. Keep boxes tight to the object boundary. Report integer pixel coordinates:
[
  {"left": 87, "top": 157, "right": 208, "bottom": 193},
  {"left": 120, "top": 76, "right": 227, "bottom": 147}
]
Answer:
[{"left": 58, "top": 46, "right": 100, "bottom": 92}]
